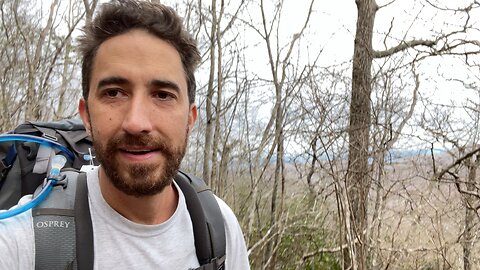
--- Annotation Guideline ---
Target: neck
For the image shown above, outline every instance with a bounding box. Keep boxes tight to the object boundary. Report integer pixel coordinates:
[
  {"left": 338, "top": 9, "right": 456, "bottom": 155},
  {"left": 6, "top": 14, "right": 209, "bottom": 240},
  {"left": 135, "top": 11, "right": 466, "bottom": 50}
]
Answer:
[{"left": 98, "top": 167, "right": 178, "bottom": 225}]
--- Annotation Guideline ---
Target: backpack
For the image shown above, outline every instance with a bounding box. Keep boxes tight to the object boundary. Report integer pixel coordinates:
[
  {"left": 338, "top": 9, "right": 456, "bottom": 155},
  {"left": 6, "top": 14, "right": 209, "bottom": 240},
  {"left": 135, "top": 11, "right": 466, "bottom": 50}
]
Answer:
[
  {"left": 0, "top": 119, "right": 226, "bottom": 270},
  {"left": 0, "top": 119, "right": 94, "bottom": 209}
]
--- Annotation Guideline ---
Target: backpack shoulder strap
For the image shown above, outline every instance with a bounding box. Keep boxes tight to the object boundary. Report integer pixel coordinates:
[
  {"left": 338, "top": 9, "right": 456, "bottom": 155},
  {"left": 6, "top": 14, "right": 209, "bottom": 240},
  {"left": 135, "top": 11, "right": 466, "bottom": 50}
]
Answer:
[
  {"left": 32, "top": 169, "right": 224, "bottom": 270},
  {"left": 174, "top": 171, "right": 226, "bottom": 270},
  {"left": 33, "top": 170, "right": 93, "bottom": 270},
  {"left": 74, "top": 171, "right": 94, "bottom": 270}
]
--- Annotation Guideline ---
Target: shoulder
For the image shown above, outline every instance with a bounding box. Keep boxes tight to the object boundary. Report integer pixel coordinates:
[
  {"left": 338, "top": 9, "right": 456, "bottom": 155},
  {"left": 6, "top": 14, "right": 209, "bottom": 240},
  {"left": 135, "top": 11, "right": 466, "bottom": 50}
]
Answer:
[
  {"left": 214, "top": 195, "right": 243, "bottom": 241},
  {"left": 214, "top": 196, "right": 250, "bottom": 270},
  {"left": 214, "top": 196, "right": 238, "bottom": 226},
  {"left": 0, "top": 196, "right": 35, "bottom": 269}
]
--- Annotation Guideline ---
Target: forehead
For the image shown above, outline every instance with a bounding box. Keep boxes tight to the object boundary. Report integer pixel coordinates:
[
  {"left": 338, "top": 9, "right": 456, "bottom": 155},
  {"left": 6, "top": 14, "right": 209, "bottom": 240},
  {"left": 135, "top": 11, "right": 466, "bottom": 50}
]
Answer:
[{"left": 90, "top": 30, "right": 187, "bottom": 91}]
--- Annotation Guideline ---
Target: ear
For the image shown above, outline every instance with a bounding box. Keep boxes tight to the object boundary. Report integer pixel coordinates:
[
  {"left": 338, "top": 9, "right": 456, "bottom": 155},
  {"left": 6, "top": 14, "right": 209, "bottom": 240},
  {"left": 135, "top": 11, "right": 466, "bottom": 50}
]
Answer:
[
  {"left": 78, "top": 98, "right": 92, "bottom": 136},
  {"left": 187, "top": 103, "right": 197, "bottom": 134}
]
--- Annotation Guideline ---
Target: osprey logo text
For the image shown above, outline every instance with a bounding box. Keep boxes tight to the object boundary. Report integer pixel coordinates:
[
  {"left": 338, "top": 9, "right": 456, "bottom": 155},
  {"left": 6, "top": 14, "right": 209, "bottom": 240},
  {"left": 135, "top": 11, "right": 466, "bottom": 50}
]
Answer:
[{"left": 36, "top": 220, "right": 71, "bottom": 229}]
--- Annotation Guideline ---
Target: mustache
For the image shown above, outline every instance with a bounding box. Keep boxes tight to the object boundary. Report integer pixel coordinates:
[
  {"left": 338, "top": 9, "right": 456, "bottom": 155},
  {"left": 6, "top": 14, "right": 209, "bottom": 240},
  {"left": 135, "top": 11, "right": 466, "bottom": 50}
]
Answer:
[{"left": 108, "top": 133, "right": 173, "bottom": 155}]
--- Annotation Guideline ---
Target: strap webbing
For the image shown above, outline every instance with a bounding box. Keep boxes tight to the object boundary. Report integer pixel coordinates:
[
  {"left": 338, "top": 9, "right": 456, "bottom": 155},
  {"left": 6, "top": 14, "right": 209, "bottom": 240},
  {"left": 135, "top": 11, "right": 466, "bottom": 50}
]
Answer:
[
  {"left": 74, "top": 172, "right": 94, "bottom": 270},
  {"left": 175, "top": 174, "right": 212, "bottom": 265},
  {"left": 189, "top": 175, "right": 227, "bottom": 261},
  {"left": 174, "top": 172, "right": 226, "bottom": 269}
]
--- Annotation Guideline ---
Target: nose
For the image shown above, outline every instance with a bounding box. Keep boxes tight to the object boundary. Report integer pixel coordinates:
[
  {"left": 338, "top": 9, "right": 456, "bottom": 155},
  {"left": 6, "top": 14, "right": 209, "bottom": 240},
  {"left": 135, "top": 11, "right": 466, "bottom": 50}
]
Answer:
[{"left": 121, "top": 94, "right": 153, "bottom": 134}]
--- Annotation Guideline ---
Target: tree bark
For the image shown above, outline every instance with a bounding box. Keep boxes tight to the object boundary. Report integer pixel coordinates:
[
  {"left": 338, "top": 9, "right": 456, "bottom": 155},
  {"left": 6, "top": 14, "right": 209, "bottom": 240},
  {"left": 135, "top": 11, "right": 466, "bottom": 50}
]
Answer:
[
  {"left": 210, "top": 0, "right": 224, "bottom": 194},
  {"left": 463, "top": 153, "right": 479, "bottom": 270},
  {"left": 202, "top": 0, "right": 217, "bottom": 186},
  {"left": 56, "top": 36, "right": 72, "bottom": 119},
  {"left": 347, "top": 0, "right": 377, "bottom": 269}
]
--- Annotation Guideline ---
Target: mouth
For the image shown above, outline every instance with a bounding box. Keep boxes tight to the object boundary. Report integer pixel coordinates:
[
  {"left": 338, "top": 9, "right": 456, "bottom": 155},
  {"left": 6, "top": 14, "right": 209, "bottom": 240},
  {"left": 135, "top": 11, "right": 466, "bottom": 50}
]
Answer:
[
  {"left": 121, "top": 148, "right": 156, "bottom": 154},
  {"left": 118, "top": 147, "right": 160, "bottom": 161}
]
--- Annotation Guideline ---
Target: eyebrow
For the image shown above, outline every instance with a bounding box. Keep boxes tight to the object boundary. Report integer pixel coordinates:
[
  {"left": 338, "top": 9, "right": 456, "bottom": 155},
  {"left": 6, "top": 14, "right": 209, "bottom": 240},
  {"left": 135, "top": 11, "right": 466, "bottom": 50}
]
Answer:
[
  {"left": 97, "top": 77, "right": 181, "bottom": 93},
  {"left": 97, "top": 76, "right": 130, "bottom": 89},
  {"left": 149, "top": 79, "right": 180, "bottom": 93}
]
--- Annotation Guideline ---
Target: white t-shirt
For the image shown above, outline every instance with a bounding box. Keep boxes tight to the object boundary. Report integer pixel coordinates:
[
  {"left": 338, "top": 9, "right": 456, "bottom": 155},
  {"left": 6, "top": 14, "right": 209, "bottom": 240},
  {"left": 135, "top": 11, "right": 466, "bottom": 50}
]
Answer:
[{"left": 0, "top": 166, "right": 250, "bottom": 269}]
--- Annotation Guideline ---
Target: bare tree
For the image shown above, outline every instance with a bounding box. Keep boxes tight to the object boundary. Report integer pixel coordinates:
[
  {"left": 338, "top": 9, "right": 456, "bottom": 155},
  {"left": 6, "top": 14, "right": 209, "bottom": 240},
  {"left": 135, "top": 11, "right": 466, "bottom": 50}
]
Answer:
[
  {"left": 2, "top": 0, "right": 480, "bottom": 268},
  {"left": 346, "top": 1, "right": 480, "bottom": 268},
  {"left": 423, "top": 76, "right": 480, "bottom": 270},
  {"left": 0, "top": 0, "right": 90, "bottom": 131}
]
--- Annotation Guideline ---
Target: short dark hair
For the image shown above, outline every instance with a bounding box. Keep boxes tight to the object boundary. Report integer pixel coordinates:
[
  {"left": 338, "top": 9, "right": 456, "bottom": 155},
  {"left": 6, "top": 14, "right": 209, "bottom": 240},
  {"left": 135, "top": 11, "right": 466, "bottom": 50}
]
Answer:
[{"left": 78, "top": 0, "right": 200, "bottom": 104}]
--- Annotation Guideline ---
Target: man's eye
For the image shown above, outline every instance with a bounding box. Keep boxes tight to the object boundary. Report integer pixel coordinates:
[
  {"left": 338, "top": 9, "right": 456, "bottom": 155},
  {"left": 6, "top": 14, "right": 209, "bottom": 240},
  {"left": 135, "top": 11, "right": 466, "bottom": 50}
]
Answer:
[
  {"left": 155, "top": 91, "right": 175, "bottom": 100},
  {"left": 105, "top": 89, "right": 123, "bottom": 97}
]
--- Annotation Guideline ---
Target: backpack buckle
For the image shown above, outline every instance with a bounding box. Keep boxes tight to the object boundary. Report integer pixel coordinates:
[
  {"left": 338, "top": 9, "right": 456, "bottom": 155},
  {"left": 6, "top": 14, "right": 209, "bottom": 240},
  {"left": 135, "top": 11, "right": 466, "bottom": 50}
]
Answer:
[
  {"left": 215, "top": 256, "right": 226, "bottom": 270},
  {"left": 44, "top": 174, "right": 68, "bottom": 188},
  {"left": 207, "top": 256, "right": 226, "bottom": 270},
  {"left": 54, "top": 174, "right": 68, "bottom": 188}
]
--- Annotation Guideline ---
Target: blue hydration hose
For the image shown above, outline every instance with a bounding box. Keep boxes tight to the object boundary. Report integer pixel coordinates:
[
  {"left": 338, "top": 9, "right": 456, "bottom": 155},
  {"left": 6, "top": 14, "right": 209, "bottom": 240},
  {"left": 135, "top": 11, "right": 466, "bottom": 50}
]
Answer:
[
  {"left": 0, "top": 134, "right": 72, "bottom": 220},
  {"left": 0, "top": 134, "right": 74, "bottom": 160},
  {"left": 0, "top": 179, "right": 55, "bottom": 219}
]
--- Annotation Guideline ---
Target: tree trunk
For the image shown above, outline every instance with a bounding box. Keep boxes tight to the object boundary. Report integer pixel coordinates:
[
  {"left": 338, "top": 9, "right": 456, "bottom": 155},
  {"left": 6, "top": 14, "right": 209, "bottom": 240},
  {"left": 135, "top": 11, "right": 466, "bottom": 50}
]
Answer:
[
  {"left": 56, "top": 36, "right": 72, "bottom": 119},
  {"left": 211, "top": 4, "right": 223, "bottom": 194},
  {"left": 202, "top": 0, "right": 217, "bottom": 186},
  {"left": 267, "top": 94, "right": 284, "bottom": 270},
  {"left": 346, "top": 0, "right": 377, "bottom": 269},
  {"left": 464, "top": 153, "right": 479, "bottom": 270}
]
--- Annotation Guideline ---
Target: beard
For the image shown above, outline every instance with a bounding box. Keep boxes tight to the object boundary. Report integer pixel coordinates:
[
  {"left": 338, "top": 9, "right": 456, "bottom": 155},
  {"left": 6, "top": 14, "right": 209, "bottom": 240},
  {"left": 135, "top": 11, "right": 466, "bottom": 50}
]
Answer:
[{"left": 92, "top": 131, "right": 187, "bottom": 197}]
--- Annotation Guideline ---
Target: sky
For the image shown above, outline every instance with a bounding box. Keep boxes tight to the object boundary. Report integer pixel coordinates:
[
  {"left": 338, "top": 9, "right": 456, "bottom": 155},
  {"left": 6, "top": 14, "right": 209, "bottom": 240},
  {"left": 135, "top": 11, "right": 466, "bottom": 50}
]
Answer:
[
  {"left": 251, "top": 0, "right": 480, "bottom": 150},
  {"left": 37, "top": 0, "right": 480, "bottom": 150}
]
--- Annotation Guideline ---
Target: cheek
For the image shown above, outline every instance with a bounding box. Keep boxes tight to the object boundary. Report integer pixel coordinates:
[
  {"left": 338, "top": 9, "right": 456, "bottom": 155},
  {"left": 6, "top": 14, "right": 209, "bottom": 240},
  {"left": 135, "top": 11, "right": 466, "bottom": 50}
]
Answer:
[{"left": 89, "top": 113, "right": 114, "bottom": 135}]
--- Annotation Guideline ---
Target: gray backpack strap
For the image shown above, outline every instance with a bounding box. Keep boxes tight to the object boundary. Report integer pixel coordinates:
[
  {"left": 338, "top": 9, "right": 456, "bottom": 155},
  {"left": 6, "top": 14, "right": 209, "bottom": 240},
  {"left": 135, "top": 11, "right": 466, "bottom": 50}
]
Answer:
[
  {"left": 33, "top": 170, "right": 93, "bottom": 270},
  {"left": 33, "top": 170, "right": 78, "bottom": 270},
  {"left": 174, "top": 171, "right": 226, "bottom": 270},
  {"left": 74, "top": 172, "right": 94, "bottom": 270}
]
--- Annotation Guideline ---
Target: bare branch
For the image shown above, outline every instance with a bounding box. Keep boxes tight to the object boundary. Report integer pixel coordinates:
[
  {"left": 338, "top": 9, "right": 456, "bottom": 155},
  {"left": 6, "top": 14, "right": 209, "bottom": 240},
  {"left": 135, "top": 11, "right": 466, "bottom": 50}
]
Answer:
[
  {"left": 373, "top": 39, "right": 436, "bottom": 58},
  {"left": 377, "top": 0, "right": 395, "bottom": 10},
  {"left": 434, "top": 146, "right": 480, "bottom": 181}
]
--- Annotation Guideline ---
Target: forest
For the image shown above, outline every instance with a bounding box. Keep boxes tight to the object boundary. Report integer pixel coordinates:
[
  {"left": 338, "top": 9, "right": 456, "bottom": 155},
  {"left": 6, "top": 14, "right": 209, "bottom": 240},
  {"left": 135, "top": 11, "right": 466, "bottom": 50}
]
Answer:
[{"left": 1, "top": 0, "right": 480, "bottom": 269}]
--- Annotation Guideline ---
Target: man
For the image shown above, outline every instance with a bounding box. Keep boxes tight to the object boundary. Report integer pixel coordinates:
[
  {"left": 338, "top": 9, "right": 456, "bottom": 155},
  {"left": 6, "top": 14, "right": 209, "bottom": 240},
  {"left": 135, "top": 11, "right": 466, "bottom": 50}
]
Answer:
[{"left": 0, "top": 0, "right": 250, "bottom": 269}]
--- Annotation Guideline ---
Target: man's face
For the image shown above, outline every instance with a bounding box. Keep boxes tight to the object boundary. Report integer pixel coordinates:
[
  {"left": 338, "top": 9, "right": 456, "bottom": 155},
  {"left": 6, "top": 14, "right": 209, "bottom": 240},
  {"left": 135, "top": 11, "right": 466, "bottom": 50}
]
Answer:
[{"left": 79, "top": 30, "right": 197, "bottom": 197}]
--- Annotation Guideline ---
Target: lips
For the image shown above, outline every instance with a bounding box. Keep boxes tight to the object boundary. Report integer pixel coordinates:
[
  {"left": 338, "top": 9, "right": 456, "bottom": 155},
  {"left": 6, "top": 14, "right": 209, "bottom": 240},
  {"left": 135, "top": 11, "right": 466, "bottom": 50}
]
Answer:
[
  {"left": 121, "top": 149, "right": 156, "bottom": 154},
  {"left": 118, "top": 146, "right": 161, "bottom": 161},
  {"left": 119, "top": 145, "right": 158, "bottom": 153}
]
